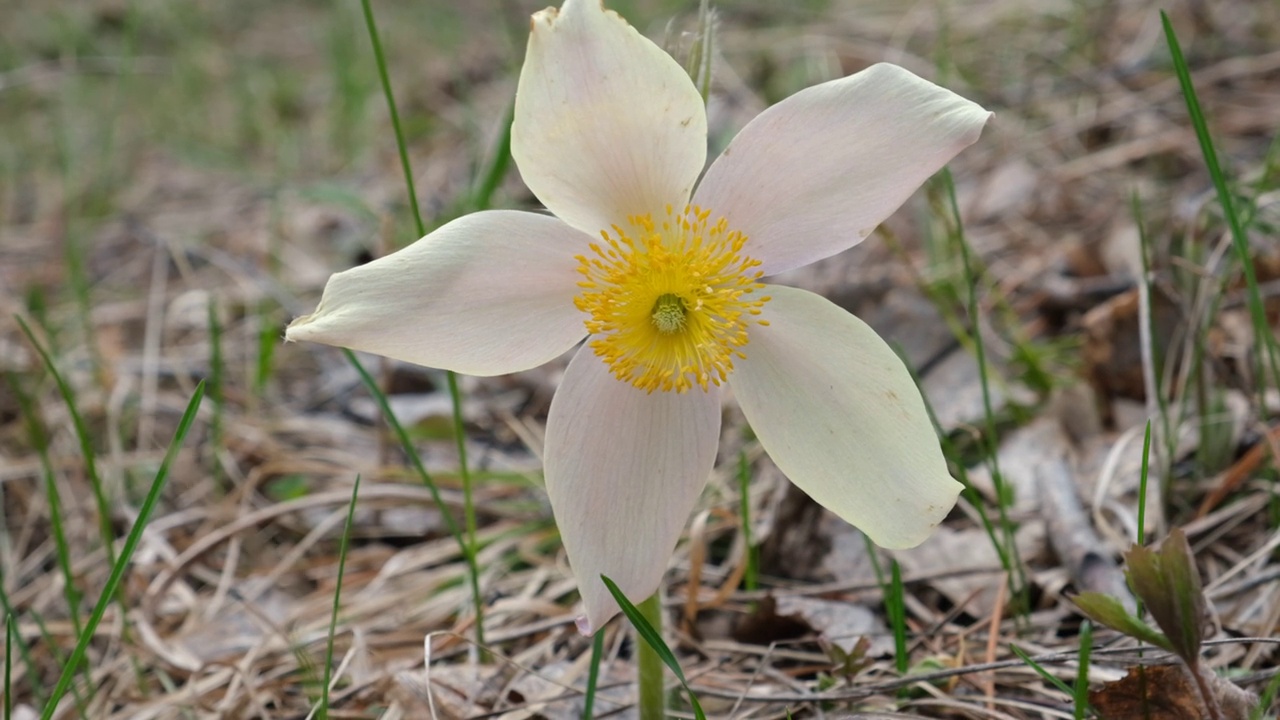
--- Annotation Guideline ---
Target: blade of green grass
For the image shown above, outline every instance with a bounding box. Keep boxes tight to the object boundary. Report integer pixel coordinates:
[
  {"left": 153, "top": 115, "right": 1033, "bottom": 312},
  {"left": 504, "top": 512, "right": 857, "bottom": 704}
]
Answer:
[
  {"left": 1253, "top": 669, "right": 1280, "bottom": 720},
  {"left": 864, "top": 539, "right": 909, "bottom": 676},
  {"left": 207, "top": 298, "right": 226, "bottom": 489},
  {"left": 736, "top": 450, "right": 757, "bottom": 592},
  {"left": 7, "top": 374, "right": 85, "bottom": 648},
  {"left": 1161, "top": 11, "right": 1280, "bottom": 401},
  {"left": 356, "top": 0, "right": 485, "bottom": 649},
  {"left": 16, "top": 318, "right": 119, "bottom": 576},
  {"left": 582, "top": 627, "right": 606, "bottom": 720},
  {"left": 446, "top": 370, "right": 479, "bottom": 609},
  {"left": 16, "top": 315, "right": 132, "bottom": 706},
  {"left": 40, "top": 382, "right": 206, "bottom": 720},
  {"left": 1136, "top": 420, "right": 1152, "bottom": 620},
  {"left": 1132, "top": 193, "right": 1174, "bottom": 497},
  {"left": 1136, "top": 420, "right": 1152, "bottom": 545},
  {"left": 255, "top": 195, "right": 284, "bottom": 397},
  {"left": 5, "top": 614, "right": 13, "bottom": 720},
  {"left": 1010, "top": 644, "right": 1074, "bottom": 696},
  {"left": 943, "top": 168, "right": 1029, "bottom": 611},
  {"left": 887, "top": 559, "right": 908, "bottom": 675},
  {"left": 358, "top": 0, "right": 424, "bottom": 241},
  {"left": 0, "top": 583, "right": 52, "bottom": 710},
  {"left": 317, "top": 475, "right": 360, "bottom": 720},
  {"left": 600, "top": 576, "right": 705, "bottom": 720},
  {"left": 255, "top": 303, "right": 279, "bottom": 396},
  {"left": 1074, "top": 620, "right": 1093, "bottom": 720},
  {"left": 468, "top": 98, "right": 514, "bottom": 213},
  {"left": 342, "top": 350, "right": 483, "bottom": 640}
]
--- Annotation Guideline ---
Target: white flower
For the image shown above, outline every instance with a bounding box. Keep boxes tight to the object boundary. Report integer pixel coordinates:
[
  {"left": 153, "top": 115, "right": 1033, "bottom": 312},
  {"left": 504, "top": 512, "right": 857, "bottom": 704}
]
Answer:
[{"left": 287, "top": 0, "right": 991, "bottom": 633}]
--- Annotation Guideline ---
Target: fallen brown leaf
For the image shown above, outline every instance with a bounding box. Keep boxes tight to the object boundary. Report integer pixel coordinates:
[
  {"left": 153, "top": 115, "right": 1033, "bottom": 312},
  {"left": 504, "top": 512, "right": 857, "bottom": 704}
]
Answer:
[{"left": 1089, "top": 664, "right": 1205, "bottom": 720}]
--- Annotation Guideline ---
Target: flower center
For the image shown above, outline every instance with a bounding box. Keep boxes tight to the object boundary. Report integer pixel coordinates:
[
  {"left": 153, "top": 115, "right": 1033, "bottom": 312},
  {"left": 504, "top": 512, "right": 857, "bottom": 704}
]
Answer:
[
  {"left": 650, "top": 293, "right": 688, "bottom": 334},
  {"left": 573, "top": 205, "right": 771, "bottom": 393}
]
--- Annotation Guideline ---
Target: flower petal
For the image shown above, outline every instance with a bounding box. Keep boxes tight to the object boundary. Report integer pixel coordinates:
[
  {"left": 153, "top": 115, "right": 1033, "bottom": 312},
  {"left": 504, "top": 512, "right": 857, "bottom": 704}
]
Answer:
[
  {"left": 694, "top": 63, "right": 991, "bottom": 275},
  {"left": 512, "top": 0, "right": 707, "bottom": 237},
  {"left": 729, "top": 285, "right": 962, "bottom": 548},
  {"left": 544, "top": 347, "right": 721, "bottom": 634},
  {"left": 286, "top": 210, "right": 587, "bottom": 376}
]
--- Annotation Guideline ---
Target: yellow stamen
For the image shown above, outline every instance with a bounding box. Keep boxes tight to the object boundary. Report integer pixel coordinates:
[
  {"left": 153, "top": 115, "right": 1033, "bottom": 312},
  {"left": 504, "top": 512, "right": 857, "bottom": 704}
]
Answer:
[{"left": 573, "top": 205, "right": 771, "bottom": 393}]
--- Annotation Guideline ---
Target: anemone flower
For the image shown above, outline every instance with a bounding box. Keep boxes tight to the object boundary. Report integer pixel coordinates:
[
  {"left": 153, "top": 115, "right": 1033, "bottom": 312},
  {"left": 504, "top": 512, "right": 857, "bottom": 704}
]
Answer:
[{"left": 286, "top": 0, "right": 991, "bottom": 634}]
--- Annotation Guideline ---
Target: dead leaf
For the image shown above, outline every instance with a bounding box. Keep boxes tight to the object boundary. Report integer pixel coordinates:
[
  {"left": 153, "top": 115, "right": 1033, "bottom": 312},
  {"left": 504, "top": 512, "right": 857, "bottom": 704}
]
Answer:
[
  {"left": 772, "top": 595, "right": 894, "bottom": 657},
  {"left": 1088, "top": 664, "right": 1258, "bottom": 720},
  {"left": 1090, "top": 664, "right": 1204, "bottom": 720}
]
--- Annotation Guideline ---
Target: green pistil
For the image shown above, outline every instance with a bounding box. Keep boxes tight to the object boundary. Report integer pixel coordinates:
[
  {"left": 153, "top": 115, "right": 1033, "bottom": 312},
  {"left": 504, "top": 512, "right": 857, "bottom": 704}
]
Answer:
[{"left": 650, "top": 293, "right": 688, "bottom": 334}]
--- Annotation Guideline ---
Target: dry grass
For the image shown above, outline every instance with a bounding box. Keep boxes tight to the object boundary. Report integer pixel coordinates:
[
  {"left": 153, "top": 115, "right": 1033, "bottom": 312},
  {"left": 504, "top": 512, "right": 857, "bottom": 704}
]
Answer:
[{"left": 1, "top": 0, "right": 1278, "bottom": 717}]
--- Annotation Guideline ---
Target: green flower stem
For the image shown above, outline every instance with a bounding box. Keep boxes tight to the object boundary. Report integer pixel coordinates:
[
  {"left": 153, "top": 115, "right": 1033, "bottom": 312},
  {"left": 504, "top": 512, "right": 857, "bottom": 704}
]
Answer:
[{"left": 636, "top": 593, "right": 666, "bottom": 720}]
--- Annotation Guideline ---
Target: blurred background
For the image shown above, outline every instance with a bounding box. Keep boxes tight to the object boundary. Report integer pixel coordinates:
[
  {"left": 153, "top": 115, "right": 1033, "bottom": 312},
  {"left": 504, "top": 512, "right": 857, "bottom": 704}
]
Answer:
[{"left": 2, "top": 0, "right": 1278, "bottom": 717}]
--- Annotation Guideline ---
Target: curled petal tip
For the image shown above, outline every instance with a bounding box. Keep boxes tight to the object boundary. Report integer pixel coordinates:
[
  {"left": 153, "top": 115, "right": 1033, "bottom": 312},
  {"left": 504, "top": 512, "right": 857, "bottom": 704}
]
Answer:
[
  {"left": 529, "top": 5, "right": 557, "bottom": 29},
  {"left": 574, "top": 615, "right": 594, "bottom": 636},
  {"left": 513, "top": 0, "right": 706, "bottom": 237},
  {"left": 283, "top": 314, "right": 315, "bottom": 343},
  {"left": 282, "top": 211, "right": 588, "bottom": 375}
]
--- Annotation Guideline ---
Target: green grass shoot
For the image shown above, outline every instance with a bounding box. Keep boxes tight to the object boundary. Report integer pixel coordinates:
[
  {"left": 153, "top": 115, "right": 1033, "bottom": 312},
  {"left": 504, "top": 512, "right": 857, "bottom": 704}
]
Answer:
[
  {"left": 888, "top": 560, "right": 909, "bottom": 675},
  {"left": 15, "top": 317, "right": 118, "bottom": 571},
  {"left": 1132, "top": 192, "right": 1175, "bottom": 494},
  {"left": 736, "top": 450, "right": 757, "bottom": 592},
  {"left": 1162, "top": 12, "right": 1280, "bottom": 401},
  {"left": 1009, "top": 644, "right": 1073, "bottom": 697},
  {"left": 942, "top": 168, "right": 1029, "bottom": 611},
  {"left": 7, "top": 374, "right": 87, "bottom": 659},
  {"left": 1074, "top": 620, "right": 1093, "bottom": 720},
  {"left": 582, "top": 628, "right": 606, "bottom": 720},
  {"left": 861, "top": 536, "right": 908, "bottom": 675},
  {"left": 41, "top": 381, "right": 206, "bottom": 720},
  {"left": 343, "top": 349, "right": 484, "bottom": 645},
  {"left": 207, "top": 297, "right": 225, "bottom": 488},
  {"left": 357, "top": 0, "right": 485, "bottom": 650},
  {"left": 5, "top": 614, "right": 13, "bottom": 720},
  {"left": 0, "top": 584, "right": 52, "bottom": 710},
  {"left": 1137, "top": 420, "right": 1152, "bottom": 548},
  {"left": 601, "top": 575, "right": 706, "bottom": 720},
  {"left": 317, "top": 475, "right": 360, "bottom": 720}
]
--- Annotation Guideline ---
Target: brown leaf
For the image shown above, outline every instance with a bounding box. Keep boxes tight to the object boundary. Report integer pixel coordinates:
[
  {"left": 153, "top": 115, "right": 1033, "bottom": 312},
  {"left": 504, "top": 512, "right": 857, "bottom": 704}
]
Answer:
[
  {"left": 773, "top": 595, "right": 893, "bottom": 657},
  {"left": 1088, "top": 664, "right": 1204, "bottom": 720}
]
